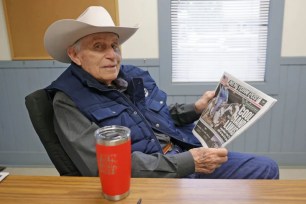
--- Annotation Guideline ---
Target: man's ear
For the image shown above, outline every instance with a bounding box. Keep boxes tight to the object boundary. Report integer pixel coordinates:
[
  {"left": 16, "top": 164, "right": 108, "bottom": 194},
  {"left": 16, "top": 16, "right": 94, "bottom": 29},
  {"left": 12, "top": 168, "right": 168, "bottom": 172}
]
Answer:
[{"left": 67, "top": 46, "right": 81, "bottom": 65}]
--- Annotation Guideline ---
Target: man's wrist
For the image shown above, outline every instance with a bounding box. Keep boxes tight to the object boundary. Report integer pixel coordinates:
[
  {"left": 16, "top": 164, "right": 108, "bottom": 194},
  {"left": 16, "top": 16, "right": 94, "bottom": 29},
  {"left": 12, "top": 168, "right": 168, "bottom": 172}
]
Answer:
[{"left": 193, "top": 102, "right": 204, "bottom": 115}]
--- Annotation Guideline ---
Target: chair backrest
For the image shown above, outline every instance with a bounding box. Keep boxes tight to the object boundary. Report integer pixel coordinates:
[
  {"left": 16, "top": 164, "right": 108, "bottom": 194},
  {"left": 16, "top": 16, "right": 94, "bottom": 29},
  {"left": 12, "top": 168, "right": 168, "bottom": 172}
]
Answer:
[{"left": 25, "top": 89, "right": 81, "bottom": 176}]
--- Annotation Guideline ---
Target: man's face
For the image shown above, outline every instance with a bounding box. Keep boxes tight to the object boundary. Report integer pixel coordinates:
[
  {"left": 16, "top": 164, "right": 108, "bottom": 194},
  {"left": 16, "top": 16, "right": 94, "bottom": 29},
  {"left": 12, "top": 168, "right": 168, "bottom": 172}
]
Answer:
[{"left": 69, "top": 32, "right": 121, "bottom": 85}]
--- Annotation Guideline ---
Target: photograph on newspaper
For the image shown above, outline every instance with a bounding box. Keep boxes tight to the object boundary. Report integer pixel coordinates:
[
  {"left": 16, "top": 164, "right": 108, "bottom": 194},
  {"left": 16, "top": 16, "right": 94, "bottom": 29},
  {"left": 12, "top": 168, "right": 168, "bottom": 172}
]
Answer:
[{"left": 192, "top": 72, "right": 277, "bottom": 148}]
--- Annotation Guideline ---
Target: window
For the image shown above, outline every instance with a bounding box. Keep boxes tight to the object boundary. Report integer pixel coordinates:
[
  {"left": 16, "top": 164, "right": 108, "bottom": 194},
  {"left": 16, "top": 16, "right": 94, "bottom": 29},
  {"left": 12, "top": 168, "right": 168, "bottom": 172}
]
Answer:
[
  {"left": 172, "top": 0, "right": 269, "bottom": 82},
  {"left": 158, "top": 0, "right": 284, "bottom": 95}
]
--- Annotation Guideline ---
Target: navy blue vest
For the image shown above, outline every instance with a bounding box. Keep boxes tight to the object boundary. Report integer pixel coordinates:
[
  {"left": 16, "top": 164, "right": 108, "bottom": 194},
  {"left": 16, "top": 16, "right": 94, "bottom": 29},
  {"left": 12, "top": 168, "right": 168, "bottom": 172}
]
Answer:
[{"left": 46, "top": 63, "right": 201, "bottom": 154}]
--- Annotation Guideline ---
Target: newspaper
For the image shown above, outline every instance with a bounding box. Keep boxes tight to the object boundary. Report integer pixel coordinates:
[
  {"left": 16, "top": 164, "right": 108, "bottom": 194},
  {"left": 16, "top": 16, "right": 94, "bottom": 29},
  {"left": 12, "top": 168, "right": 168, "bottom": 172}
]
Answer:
[{"left": 192, "top": 72, "right": 277, "bottom": 148}]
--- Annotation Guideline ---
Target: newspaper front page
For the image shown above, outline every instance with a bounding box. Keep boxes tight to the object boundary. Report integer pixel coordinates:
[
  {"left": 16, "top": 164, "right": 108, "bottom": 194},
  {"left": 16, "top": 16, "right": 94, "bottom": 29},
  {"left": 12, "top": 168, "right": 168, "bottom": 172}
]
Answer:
[{"left": 192, "top": 72, "right": 277, "bottom": 148}]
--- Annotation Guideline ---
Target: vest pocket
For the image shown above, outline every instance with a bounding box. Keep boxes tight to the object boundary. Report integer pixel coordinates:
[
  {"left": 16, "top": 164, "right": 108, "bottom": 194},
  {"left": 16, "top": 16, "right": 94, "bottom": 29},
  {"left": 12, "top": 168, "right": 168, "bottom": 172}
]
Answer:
[
  {"left": 148, "top": 100, "right": 165, "bottom": 112},
  {"left": 147, "top": 90, "right": 167, "bottom": 112},
  {"left": 90, "top": 104, "right": 128, "bottom": 122}
]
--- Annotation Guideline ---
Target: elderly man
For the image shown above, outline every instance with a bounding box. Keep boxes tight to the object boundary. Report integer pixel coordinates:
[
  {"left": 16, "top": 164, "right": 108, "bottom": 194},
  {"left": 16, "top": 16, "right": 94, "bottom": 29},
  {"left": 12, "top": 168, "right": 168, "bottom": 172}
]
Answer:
[{"left": 44, "top": 6, "right": 279, "bottom": 179}]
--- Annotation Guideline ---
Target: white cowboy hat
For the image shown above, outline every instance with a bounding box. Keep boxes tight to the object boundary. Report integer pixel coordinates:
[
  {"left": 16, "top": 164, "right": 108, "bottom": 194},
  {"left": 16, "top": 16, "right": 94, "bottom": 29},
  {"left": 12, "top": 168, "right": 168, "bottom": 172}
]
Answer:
[{"left": 44, "top": 6, "right": 138, "bottom": 63}]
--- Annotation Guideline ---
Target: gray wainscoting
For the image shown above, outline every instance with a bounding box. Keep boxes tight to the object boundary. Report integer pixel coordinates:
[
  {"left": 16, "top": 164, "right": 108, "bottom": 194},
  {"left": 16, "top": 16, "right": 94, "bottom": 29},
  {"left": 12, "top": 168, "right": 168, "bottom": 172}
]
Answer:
[{"left": 0, "top": 58, "right": 305, "bottom": 167}]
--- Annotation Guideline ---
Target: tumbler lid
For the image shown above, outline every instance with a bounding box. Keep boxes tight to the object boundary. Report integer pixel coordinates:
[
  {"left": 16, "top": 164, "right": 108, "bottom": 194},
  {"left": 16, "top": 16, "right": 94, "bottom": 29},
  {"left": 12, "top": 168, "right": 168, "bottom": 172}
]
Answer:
[{"left": 95, "top": 125, "right": 131, "bottom": 146}]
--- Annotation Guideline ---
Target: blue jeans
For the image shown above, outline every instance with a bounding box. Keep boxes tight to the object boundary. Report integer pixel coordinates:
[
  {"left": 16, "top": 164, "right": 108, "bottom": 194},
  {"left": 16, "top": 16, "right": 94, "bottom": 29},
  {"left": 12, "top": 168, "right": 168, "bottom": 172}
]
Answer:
[{"left": 187, "top": 151, "right": 279, "bottom": 179}]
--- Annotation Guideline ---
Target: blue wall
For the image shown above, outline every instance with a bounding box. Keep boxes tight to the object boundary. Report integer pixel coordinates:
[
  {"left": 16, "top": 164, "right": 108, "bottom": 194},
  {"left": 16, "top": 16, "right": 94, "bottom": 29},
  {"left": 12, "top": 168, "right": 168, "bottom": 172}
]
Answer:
[{"left": 0, "top": 58, "right": 305, "bottom": 167}]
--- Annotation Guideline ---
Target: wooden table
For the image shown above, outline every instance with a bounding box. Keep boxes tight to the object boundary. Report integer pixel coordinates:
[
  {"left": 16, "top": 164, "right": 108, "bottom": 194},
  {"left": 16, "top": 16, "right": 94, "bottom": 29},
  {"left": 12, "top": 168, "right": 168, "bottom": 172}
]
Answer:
[{"left": 1, "top": 176, "right": 306, "bottom": 204}]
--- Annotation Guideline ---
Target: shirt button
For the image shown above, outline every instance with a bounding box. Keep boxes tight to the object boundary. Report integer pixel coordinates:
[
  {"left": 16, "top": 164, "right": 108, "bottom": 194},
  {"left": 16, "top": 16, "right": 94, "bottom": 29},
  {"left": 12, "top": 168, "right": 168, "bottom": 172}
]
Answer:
[
  {"left": 155, "top": 124, "right": 160, "bottom": 128},
  {"left": 160, "top": 101, "right": 163, "bottom": 104},
  {"left": 133, "top": 111, "right": 137, "bottom": 115},
  {"left": 112, "top": 111, "right": 116, "bottom": 114},
  {"left": 151, "top": 139, "right": 155, "bottom": 142}
]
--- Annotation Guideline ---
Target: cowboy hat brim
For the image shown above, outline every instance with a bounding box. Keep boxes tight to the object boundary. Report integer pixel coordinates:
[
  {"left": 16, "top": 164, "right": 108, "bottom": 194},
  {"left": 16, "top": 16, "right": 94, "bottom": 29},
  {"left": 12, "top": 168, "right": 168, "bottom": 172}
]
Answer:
[{"left": 44, "top": 19, "right": 138, "bottom": 63}]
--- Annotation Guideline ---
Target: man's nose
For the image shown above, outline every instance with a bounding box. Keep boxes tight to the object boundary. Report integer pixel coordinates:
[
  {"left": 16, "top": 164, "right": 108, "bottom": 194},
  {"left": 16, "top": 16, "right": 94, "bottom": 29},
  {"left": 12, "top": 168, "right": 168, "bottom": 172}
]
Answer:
[{"left": 105, "top": 47, "right": 116, "bottom": 59}]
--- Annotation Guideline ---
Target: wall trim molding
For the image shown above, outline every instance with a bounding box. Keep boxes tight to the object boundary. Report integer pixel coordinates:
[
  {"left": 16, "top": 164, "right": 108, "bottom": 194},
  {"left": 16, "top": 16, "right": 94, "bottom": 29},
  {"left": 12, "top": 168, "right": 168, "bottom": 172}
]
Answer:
[
  {"left": 1, "top": 57, "right": 306, "bottom": 68},
  {"left": 0, "top": 60, "right": 69, "bottom": 68},
  {"left": 280, "top": 57, "right": 306, "bottom": 65},
  {"left": 0, "top": 58, "right": 160, "bottom": 69},
  {"left": 2, "top": 57, "right": 306, "bottom": 68}
]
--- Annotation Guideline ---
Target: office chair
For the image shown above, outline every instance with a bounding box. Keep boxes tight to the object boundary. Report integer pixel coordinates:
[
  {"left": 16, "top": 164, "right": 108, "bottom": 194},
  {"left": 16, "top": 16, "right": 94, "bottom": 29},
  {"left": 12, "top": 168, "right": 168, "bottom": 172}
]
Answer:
[{"left": 25, "top": 89, "right": 81, "bottom": 176}]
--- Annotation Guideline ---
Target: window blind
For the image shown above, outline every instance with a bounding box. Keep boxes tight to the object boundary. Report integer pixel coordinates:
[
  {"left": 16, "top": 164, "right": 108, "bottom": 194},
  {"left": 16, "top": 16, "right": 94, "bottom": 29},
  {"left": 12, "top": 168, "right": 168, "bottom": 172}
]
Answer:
[{"left": 171, "top": 0, "right": 270, "bottom": 82}]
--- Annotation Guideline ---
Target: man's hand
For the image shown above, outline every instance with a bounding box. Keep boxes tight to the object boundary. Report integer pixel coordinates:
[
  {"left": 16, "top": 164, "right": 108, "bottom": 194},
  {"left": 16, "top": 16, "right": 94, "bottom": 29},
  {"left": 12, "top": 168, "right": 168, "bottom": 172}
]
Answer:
[
  {"left": 194, "top": 91, "right": 215, "bottom": 114},
  {"left": 189, "top": 147, "right": 228, "bottom": 174}
]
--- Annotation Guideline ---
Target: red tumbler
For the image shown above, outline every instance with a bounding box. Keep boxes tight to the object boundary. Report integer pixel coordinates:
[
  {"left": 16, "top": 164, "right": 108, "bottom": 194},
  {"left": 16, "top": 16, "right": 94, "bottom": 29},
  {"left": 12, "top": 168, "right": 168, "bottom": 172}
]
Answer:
[{"left": 95, "top": 125, "right": 131, "bottom": 201}]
